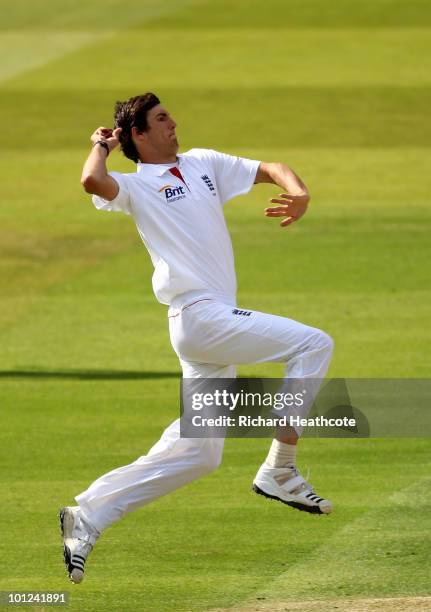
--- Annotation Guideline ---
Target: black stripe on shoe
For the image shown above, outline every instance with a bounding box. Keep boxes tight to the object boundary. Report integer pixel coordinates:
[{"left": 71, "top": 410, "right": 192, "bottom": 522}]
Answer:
[
  {"left": 252, "top": 484, "right": 324, "bottom": 515},
  {"left": 59, "top": 509, "right": 66, "bottom": 536},
  {"left": 63, "top": 545, "right": 73, "bottom": 574},
  {"left": 72, "top": 557, "right": 85, "bottom": 565},
  {"left": 72, "top": 562, "right": 85, "bottom": 571}
]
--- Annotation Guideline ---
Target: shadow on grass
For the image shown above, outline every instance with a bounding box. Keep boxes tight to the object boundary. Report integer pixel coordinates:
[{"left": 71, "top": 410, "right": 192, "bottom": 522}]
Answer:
[{"left": 0, "top": 368, "right": 181, "bottom": 380}]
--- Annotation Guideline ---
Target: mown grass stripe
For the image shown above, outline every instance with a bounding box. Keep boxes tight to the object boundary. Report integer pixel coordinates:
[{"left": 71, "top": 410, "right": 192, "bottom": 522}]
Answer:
[
  {"left": 0, "top": 0, "right": 198, "bottom": 30},
  {"left": 148, "top": 0, "right": 431, "bottom": 29},
  {"left": 1, "top": 87, "right": 431, "bottom": 149},
  {"left": 232, "top": 477, "right": 431, "bottom": 608},
  {"left": 4, "top": 28, "right": 430, "bottom": 90},
  {"left": 0, "top": 31, "right": 113, "bottom": 84}
]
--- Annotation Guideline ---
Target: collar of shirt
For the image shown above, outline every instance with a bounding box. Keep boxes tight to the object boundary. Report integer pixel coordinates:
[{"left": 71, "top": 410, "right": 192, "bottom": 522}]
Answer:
[{"left": 136, "top": 155, "right": 184, "bottom": 177}]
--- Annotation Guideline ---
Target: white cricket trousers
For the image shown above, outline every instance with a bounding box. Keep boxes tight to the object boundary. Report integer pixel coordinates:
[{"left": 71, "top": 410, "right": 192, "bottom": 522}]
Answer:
[{"left": 76, "top": 291, "right": 333, "bottom": 532}]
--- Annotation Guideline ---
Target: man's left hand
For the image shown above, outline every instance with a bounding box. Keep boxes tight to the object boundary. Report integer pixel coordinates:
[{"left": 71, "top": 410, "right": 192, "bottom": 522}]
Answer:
[{"left": 265, "top": 193, "right": 309, "bottom": 228}]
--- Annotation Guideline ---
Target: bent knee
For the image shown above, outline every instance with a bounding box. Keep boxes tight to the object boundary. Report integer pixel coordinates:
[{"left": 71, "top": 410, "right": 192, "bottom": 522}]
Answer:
[
  {"left": 309, "top": 329, "right": 334, "bottom": 356},
  {"left": 320, "top": 331, "right": 334, "bottom": 354},
  {"left": 202, "top": 451, "right": 223, "bottom": 473},
  {"left": 204, "top": 455, "right": 222, "bottom": 474},
  {"left": 197, "top": 441, "right": 223, "bottom": 474}
]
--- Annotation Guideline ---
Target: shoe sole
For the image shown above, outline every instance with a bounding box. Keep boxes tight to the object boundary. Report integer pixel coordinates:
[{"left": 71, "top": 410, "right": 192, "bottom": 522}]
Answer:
[
  {"left": 59, "top": 508, "right": 84, "bottom": 584},
  {"left": 252, "top": 484, "right": 326, "bottom": 515}
]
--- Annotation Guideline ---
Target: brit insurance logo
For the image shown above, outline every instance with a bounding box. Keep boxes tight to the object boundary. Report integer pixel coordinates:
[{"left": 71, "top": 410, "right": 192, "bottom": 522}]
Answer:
[{"left": 158, "top": 184, "right": 187, "bottom": 204}]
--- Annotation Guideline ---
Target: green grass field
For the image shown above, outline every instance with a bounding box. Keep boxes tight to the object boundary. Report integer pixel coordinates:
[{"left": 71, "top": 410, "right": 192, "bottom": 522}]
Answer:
[{"left": 1, "top": 1, "right": 430, "bottom": 610}]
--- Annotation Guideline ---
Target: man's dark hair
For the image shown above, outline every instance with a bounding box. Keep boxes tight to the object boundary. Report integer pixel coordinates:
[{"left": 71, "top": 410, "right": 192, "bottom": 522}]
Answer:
[{"left": 114, "top": 93, "right": 160, "bottom": 163}]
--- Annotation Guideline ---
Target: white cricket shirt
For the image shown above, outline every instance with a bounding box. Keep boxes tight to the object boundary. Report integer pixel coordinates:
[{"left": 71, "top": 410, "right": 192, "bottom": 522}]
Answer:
[{"left": 92, "top": 148, "right": 260, "bottom": 305}]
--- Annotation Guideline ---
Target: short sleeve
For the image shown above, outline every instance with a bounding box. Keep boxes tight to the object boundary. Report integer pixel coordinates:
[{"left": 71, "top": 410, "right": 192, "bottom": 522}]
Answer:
[
  {"left": 92, "top": 171, "right": 132, "bottom": 215},
  {"left": 205, "top": 149, "right": 260, "bottom": 205}
]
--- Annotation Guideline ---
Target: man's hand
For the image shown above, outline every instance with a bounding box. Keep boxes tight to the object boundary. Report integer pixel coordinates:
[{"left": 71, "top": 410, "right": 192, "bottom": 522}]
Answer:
[
  {"left": 90, "top": 126, "right": 122, "bottom": 152},
  {"left": 265, "top": 193, "right": 309, "bottom": 228},
  {"left": 81, "top": 127, "right": 122, "bottom": 200},
  {"left": 255, "top": 162, "right": 310, "bottom": 228}
]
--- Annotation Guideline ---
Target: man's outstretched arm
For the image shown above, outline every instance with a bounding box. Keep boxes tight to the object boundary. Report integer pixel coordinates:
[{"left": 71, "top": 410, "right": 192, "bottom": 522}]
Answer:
[
  {"left": 254, "top": 162, "right": 310, "bottom": 227},
  {"left": 81, "top": 127, "right": 122, "bottom": 201}
]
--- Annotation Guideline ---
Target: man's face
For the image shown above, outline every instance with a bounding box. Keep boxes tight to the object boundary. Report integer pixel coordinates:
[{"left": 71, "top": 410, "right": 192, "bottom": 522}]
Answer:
[{"left": 144, "top": 104, "right": 178, "bottom": 153}]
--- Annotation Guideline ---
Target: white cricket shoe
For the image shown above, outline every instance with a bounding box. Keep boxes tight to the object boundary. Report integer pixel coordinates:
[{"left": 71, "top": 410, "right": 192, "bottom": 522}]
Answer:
[
  {"left": 59, "top": 506, "right": 100, "bottom": 583},
  {"left": 253, "top": 463, "right": 333, "bottom": 515}
]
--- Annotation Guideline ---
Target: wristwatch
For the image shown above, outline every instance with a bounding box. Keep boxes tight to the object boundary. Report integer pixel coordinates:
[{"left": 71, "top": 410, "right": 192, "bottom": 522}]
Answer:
[{"left": 93, "top": 140, "right": 110, "bottom": 156}]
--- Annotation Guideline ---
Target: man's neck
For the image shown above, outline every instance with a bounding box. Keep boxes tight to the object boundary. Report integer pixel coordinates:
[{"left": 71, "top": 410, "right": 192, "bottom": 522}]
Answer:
[{"left": 138, "top": 151, "right": 178, "bottom": 165}]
